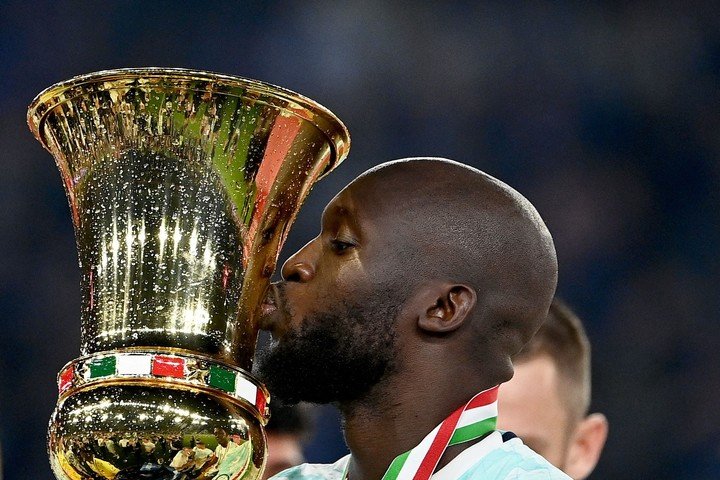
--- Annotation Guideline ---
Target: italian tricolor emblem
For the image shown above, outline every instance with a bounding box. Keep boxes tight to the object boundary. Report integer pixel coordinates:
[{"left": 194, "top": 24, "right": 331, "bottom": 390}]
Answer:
[{"left": 382, "top": 385, "right": 499, "bottom": 480}]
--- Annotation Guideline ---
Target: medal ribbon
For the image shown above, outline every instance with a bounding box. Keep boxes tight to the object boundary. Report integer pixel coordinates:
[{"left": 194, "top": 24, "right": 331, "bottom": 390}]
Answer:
[{"left": 380, "top": 385, "right": 499, "bottom": 480}]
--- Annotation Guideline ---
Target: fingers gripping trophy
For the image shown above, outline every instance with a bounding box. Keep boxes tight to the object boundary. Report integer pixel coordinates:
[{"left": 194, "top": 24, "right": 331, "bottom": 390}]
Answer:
[{"left": 28, "top": 69, "right": 350, "bottom": 480}]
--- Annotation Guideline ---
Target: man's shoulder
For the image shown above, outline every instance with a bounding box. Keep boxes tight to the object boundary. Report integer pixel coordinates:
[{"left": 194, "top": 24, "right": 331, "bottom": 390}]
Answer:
[
  {"left": 459, "top": 434, "right": 571, "bottom": 480},
  {"left": 269, "top": 434, "right": 571, "bottom": 480},
  {"left": 270, "top": 455, "right": 350, "bottom": 480}
]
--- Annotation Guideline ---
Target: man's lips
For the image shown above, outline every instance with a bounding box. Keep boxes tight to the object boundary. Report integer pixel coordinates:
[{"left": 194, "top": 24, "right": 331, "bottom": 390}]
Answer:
[
  {"left": 259, "top": 283, "right": 282, "bottom": 332},
  {"left": 260, "top": 301, "right": 277, "bottom": 316}
]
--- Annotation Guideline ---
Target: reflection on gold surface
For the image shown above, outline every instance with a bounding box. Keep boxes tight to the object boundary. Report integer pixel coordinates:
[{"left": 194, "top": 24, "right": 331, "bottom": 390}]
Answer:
[
  {"left": 29, "top": 68, "right": 349, "bottom": 480},
  {"left": 51, "top": 386, "right": 262, "bottom": 480}
]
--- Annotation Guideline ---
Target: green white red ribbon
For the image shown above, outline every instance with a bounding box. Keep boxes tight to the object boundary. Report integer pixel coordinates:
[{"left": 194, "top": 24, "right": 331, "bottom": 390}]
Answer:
[
  {"left": 57, "top": 350, "right": 269, "bottom": 420},
  {"left": 381, "top": 385, "right": 499, "bottom": 480}
]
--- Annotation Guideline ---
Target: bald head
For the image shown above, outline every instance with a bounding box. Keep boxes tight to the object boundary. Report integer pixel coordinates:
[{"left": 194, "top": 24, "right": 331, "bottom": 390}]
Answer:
[{"left": 343, "top": 158, "right": 558, "bottom": 374}]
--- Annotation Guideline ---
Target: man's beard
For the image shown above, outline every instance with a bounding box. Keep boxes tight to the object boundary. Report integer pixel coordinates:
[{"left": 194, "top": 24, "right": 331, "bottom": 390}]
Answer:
[{"left": 255, "top": 292, "right": 399, "bottom": 406}]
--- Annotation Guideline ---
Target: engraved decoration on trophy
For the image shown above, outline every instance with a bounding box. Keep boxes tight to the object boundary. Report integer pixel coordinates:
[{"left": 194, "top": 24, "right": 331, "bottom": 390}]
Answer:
[{"left": 28, "top": 68, "right": 350, "bottom": 480}]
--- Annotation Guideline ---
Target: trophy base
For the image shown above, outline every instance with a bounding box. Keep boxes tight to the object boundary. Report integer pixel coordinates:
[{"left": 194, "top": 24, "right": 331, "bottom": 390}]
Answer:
[{"left": 50, "top": 351, "right": 269, "bottom": 480}]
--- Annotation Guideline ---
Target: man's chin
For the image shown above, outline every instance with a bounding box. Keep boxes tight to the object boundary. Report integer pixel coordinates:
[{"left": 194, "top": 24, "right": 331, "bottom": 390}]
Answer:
[
  {"left": 257, "top": 310, "right": 292, "bottom": 341},
  {"left": 256, "top": 303, "right": 398, "bottom": 405},
  {"left": 255, "top": 343, "right": 336, "bottom": 404},
  {"left": 256, "top": 345, "right": 388, "bottom": 406}
]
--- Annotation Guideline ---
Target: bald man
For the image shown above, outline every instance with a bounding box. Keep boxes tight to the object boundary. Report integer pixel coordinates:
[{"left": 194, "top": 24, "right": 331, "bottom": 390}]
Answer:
[{"left": 257, "top": 159, "right": 568, "bottom": 479}]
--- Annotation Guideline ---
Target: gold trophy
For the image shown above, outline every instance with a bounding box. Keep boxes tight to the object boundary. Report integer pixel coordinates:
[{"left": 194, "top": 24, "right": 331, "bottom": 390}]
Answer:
[{"left": 28, "top": 68, "right": 349, "bottom": 480}]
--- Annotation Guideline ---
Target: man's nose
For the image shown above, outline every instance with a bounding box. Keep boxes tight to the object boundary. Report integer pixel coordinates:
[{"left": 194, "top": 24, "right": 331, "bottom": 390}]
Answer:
[{"left": 281, "top": 240, "right": 317, "bottom": 282}]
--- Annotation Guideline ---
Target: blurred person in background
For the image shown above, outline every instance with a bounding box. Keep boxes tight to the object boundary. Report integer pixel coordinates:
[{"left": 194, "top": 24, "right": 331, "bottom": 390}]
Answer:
[
  {"left": 262, "top": 404, "right": 313, "bottom": 480},
  {"left": 498, "top": 298, "right": 608, "bottom": 480}
]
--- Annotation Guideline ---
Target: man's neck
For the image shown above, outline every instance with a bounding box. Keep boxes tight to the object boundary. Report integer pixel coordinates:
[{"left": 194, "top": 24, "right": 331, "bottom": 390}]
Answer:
[{"left": 340, "top": 375, "right": 494, "bottom": 480}]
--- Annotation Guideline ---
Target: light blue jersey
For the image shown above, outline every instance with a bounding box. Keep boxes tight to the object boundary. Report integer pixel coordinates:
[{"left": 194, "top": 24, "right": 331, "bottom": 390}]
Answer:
[{"left": 270, "top": 431, "right": 570, "bottom": 480}]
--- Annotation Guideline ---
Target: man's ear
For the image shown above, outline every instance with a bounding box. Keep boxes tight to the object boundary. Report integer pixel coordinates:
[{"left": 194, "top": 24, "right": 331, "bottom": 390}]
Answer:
[
  {"left": 417, "top": 284, "right": 477, "bottom": 333},
  {"left": 564, "top": 413, "right": 608, "bottom": 480}
]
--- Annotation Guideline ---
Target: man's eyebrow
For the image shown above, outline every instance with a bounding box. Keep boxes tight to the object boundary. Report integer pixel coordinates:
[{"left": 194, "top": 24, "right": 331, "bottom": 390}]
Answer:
[{"left": 320, "top": 204, "right": 350, "bottom": 227}]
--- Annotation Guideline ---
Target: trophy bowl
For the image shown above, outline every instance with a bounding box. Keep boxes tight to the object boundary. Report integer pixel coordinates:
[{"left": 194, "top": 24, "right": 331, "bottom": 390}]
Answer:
[{"left": 28, "top": 68, "right": 349, "bottom": 480}]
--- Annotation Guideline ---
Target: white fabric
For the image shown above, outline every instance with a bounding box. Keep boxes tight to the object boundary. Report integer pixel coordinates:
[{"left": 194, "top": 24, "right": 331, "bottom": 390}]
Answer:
[
  {"left": 431, "top": 431, "right": 503, "bottom": 480},
  {"left": 455, "top": 404, "right": 497, "bottom": 428},
  {"left": 270, "top": 431, "right": 570, "bottom": 480}
]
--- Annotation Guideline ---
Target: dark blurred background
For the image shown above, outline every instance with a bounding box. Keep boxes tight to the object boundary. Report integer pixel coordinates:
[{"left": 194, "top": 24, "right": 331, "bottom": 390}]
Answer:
[{"left": 1, "top": 1, "right": 719, "bottom": 478}]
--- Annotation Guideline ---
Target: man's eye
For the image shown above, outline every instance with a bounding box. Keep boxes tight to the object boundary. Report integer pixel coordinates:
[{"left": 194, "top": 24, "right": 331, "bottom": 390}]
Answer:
[{"left": 330, "top": 239, "right": 353, "bottom": 253}]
